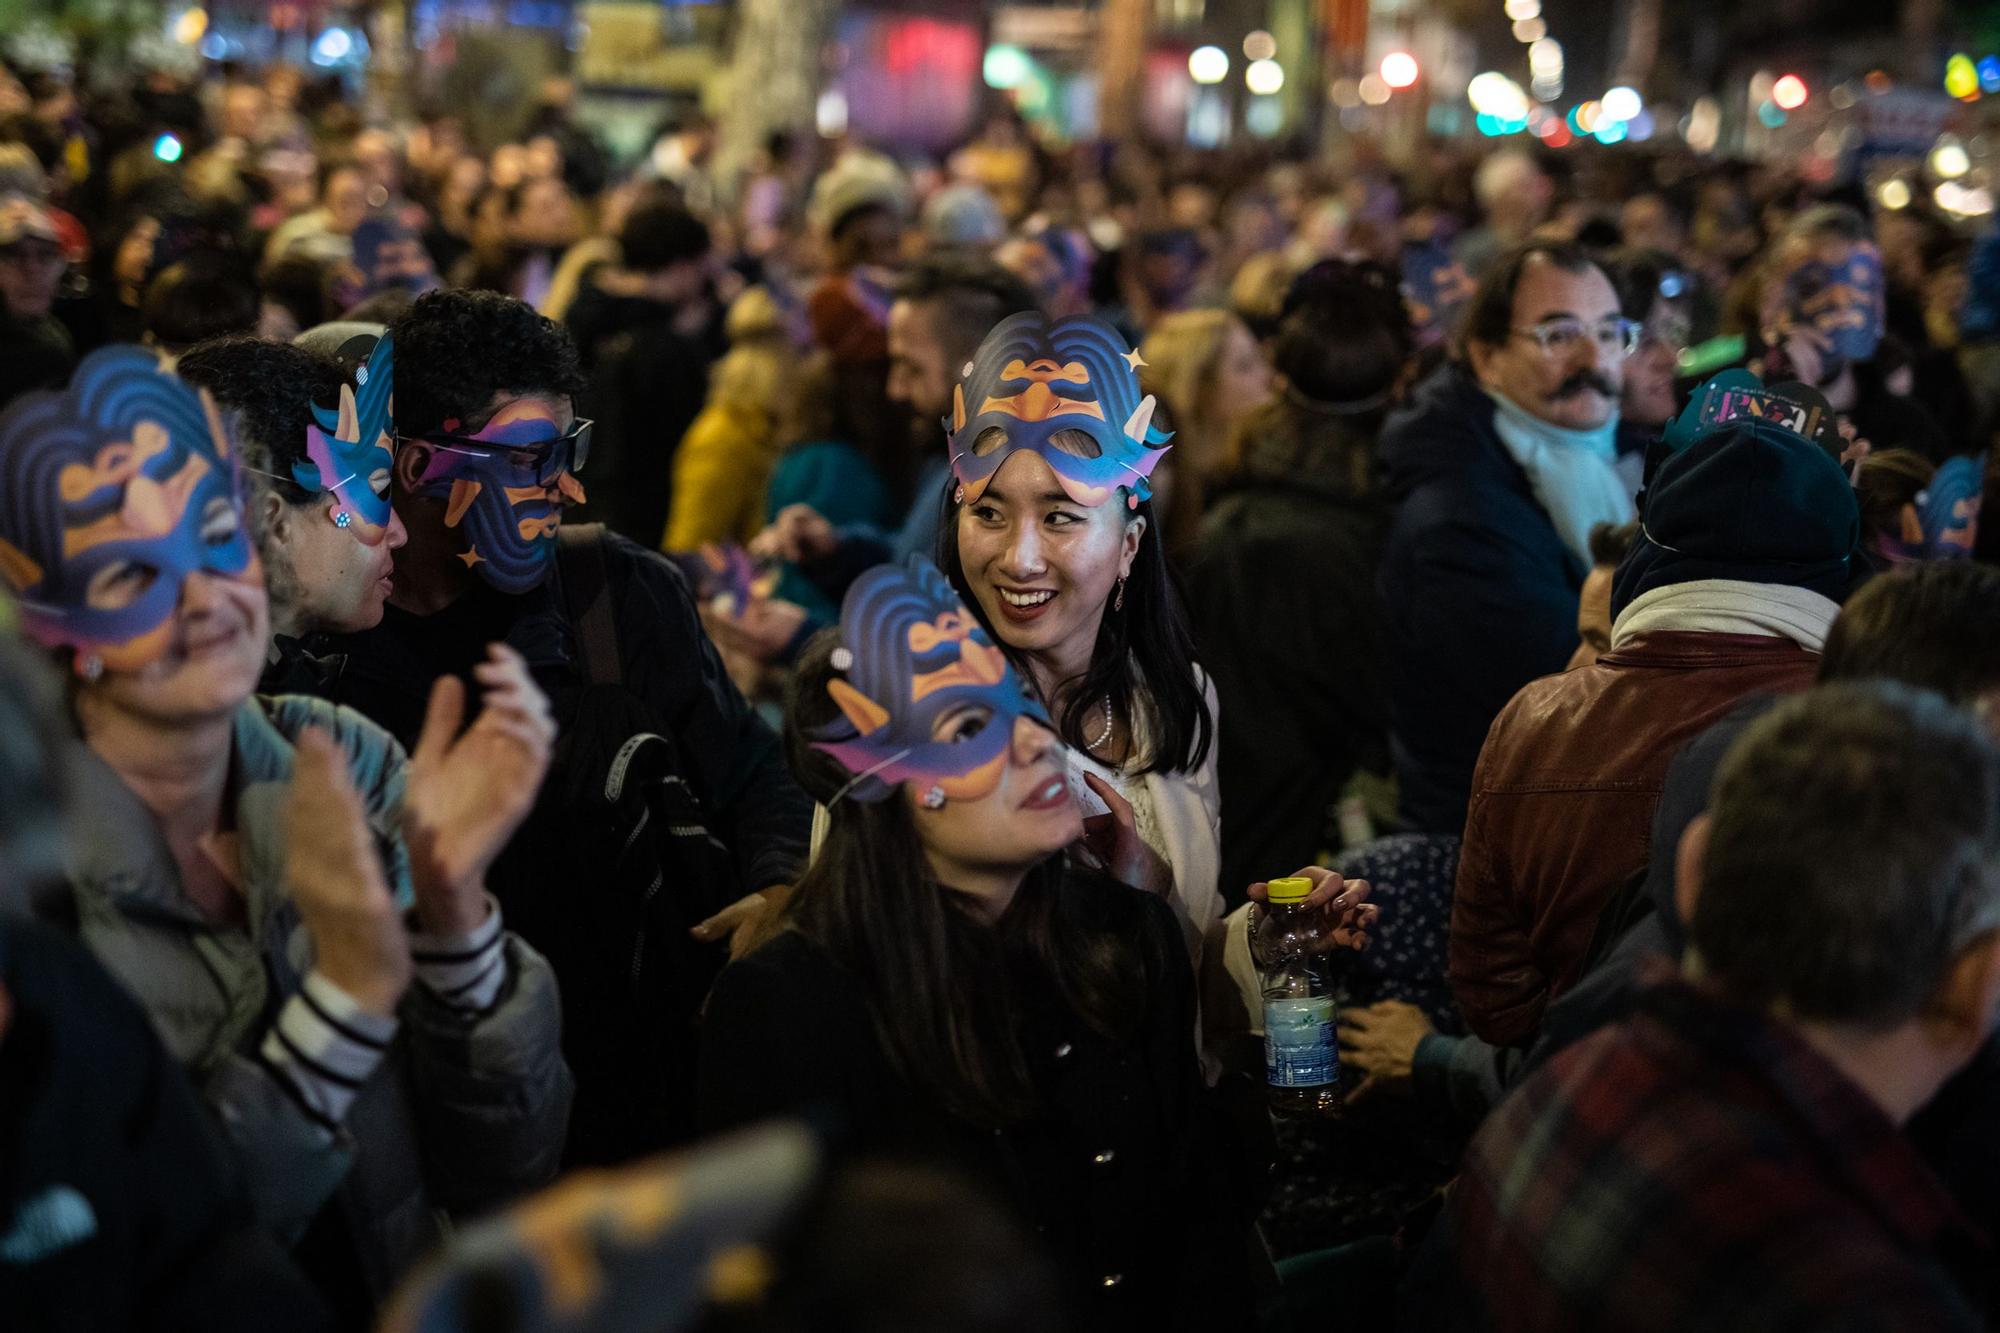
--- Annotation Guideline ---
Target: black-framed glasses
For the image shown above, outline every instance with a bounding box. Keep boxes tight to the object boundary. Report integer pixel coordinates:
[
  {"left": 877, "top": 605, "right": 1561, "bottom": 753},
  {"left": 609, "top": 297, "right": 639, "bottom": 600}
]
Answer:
[
  {"left": 403, "top": 418, "right": 593, "bottom": 485},
  {"left": 1512, "top": 316, "right": 1643, "bottom": 358}
]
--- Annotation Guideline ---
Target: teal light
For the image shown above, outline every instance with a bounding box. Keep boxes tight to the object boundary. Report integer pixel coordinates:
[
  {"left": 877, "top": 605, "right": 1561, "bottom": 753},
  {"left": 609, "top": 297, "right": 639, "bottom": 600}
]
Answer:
[
  {"left": 1756, "top": 99, "right": 1787, "bottom": 128},
  {"left": 983, "top": 44, "right": 1032, "bottom": 90}
]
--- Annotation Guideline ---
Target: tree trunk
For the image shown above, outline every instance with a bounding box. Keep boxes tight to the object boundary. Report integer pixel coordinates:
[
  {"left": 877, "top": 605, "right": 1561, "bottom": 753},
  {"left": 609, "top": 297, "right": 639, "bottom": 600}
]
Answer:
[{"left": 715, "top": 0, "right": 842, "bottom": 201}]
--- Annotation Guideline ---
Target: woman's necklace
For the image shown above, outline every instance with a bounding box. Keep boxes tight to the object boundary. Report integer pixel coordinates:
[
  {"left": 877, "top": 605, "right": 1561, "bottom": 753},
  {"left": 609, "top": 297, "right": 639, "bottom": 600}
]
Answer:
[{"left": 1084, "top": 695, "right": 1115, "bottom": 754}]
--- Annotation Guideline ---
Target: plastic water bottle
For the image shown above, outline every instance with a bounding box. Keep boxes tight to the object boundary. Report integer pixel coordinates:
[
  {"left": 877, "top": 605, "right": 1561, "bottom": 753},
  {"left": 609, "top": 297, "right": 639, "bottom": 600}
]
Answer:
[{"left": 1260, "top": 876, "right": 1341, "bottom": 1116}]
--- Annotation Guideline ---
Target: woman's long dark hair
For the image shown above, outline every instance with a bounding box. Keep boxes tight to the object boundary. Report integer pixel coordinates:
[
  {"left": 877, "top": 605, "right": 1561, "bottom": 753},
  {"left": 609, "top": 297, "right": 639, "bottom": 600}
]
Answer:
[
  {"left": 937, "top": 458, "right": 1214, "bottom": 777},
  {"left": 779, "top": 633, "right": 1147, "bottom": 1128}
]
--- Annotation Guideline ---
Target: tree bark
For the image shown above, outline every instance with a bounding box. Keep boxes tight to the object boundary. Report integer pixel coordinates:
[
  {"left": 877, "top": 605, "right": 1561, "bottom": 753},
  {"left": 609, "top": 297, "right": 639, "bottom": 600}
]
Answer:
[{"left": 715, "top": 0, "right": 842, "bottom": 201}]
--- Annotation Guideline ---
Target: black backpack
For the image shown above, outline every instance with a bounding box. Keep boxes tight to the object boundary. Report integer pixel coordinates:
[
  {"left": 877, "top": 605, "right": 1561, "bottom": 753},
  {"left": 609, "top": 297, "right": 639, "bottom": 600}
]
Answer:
[{"left": 511, "top": 525, "right": 739, "bottom": 1164}]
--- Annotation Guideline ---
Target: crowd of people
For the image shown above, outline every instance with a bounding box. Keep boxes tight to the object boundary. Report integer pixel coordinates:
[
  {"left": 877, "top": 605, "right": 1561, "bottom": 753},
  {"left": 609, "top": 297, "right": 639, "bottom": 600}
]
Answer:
[{"left": 3, "top": 50, "right": 2000, "bottom": 1333}]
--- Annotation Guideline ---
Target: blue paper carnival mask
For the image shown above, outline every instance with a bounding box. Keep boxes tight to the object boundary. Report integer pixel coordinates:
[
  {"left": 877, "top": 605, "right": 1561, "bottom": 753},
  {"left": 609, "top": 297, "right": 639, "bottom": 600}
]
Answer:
[
  {"left": 0, "top": 347, "right": 253, "bottom": 672},
  {"left": 411, "top": 399, "right": 590, "bottom": 595},
  {"left": 948, "top": 313, "right": 1172, "bottom": 509},
  {"left": 1879, "top": 453, "right": 1984, "bottom": 565},
  {"left": 295, "top": 333, "right": 396, "bottom": 544},
  {"left": 1783, "top": 242, "right": 1886, "bottom": 366},
  {"left": 814, "top": 557, "right": 1053, "bottom": 804}
]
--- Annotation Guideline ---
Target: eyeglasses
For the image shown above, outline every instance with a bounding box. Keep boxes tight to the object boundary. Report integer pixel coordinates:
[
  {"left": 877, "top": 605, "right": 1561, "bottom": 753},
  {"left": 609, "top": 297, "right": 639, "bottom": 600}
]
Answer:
[
  {"left": 1511, "top": 316, "right": 1643, "bottom": 358},
  {"left": 404, "top": 418, "right": 593, "bottom": 485}
]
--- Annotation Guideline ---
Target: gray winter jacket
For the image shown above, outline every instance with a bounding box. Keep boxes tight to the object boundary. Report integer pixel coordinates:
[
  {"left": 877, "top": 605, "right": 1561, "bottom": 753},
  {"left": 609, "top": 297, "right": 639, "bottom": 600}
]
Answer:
[{"left": 58, "top": 693, "right": 572, "bottom": 1301}]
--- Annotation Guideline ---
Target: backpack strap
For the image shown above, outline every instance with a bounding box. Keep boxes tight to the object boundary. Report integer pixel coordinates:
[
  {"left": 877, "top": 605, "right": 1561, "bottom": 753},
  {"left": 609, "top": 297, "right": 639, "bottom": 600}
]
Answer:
[{"left": 557, "top": 523, "right": 622, "bottom": 689}]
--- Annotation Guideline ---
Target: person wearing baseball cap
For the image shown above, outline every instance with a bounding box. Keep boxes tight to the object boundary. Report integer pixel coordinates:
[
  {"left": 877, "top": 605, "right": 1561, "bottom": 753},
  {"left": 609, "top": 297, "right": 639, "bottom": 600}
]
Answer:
[
  {"left": 0, "top": 193, "right": 73, "bottom": 410},
  {"left": 1451, "top": 372, "right": 1861, "bottom": 1048}
]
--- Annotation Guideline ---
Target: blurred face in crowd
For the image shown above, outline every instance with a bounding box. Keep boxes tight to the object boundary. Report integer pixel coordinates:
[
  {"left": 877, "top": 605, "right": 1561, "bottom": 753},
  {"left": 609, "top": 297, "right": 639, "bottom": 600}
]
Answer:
[
  {"left": 1621, "top": 195, "right": 1684, "bottom": 255},
  {"left": 264, "top": 487, "right": 409, "bottom": 635},
  {"left": 114, "top": 215, "right": 160, "bottom": 294},
  {"left": 1624, "top": 295, "right": 1689, "bottom": 428},
  {"left": 524, "top": 135, "right": 563, "bottom": 182},
  {"left": 955, "top": 451, "right": 1145, "bottom": 677},
  {"left": 221, "top": 84, "right": 266, "bottom": 142},
  {"left": 1212, "top": 318, "right": 1274, "bottom": 437},
  {"left": 352, "top": 129, "right": 401, "bottom": 206},
  {"left": 1471, "top": 255, "right": 1627, "bottom": 431},
  {"left": 909, "top": 707, "right": 1081, "bottom": 902},
  {"left": 324, "top": 166, "right": 368, "bottom": 235},
  {"left": 511, "top": 177, "right": 579, "bottom": 249},
  {"left": 887, "top": 298, "right": 954, "bottom": 421},
  {"left": 440, "top": 155, "right": 485, "bottom": 228},
  {"left": 0, "top": 238, "right": 65, "bottom": 318}
]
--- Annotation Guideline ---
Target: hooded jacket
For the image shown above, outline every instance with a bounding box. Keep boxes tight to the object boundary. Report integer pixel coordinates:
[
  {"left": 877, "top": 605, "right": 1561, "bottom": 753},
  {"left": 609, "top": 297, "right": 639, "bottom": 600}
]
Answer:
[
  {"left": 1377, "top": 363, "right": 1582, "bottom": 835},
  {"left": 56, "top": 695, "right": 572, "bottom": 1318}
]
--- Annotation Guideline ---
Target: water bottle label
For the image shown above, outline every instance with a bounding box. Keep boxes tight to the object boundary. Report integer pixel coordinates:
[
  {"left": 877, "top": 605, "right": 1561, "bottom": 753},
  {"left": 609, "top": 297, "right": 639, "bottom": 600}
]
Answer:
[{"left": 1264, "top": 995, "right": 1339, "bottom": 1088}]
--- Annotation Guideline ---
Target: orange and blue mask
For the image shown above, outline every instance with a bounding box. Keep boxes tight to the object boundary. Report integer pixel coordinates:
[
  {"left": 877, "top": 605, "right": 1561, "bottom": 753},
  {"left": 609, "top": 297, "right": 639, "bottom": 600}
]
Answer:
[
  {"left": 295, "top": 333, "right": 396, "bottom": 543},
  {"left": 411, "top": 400, "right": 590, "bottom": 595},
  {"left": 814, "top": 557, "right": 1053, "bottom": 804},
  {"left": 948, "top": 313, "right": 1172, "bottom": 509},
  {"left": 0, "top": 347, "right": 253, "bottom": 671}
]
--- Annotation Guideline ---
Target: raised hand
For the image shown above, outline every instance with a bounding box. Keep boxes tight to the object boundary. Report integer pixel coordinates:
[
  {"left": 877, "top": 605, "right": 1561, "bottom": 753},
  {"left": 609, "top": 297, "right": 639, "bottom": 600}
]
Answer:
[
  {"left": 286, "top": 727, "right": 411, "bottom": 1018},
  {"left": 1073, "top": 771, "right": 1173, "bottom": 898},
  {"left": 404, "top": 643, "right": 556, "bottom": 936},
  {"left": 1245, "top": 866, "right": 1378, "bottom": 963},
  {"left": 748, "top": 504, "right": 837, "bottom": 565}
]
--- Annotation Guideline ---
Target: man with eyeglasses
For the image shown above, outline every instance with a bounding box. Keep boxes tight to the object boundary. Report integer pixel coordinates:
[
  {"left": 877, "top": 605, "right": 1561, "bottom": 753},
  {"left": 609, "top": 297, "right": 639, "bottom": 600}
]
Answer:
[
  {"left": 320, "top": 289, "right": 812, "bottom": 1165},
  {"left": 1378, "top": 240, "right": 1641, "bottom": 840}
]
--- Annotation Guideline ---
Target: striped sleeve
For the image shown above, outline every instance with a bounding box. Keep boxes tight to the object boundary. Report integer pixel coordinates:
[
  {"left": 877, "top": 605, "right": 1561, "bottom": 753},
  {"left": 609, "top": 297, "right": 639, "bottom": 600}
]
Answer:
[
  {"left": 259, "top": 970, "right": 399, "bottom": 1131},
  {"left": 409, "top": 896, "right": 509, "bottom": 1015}
]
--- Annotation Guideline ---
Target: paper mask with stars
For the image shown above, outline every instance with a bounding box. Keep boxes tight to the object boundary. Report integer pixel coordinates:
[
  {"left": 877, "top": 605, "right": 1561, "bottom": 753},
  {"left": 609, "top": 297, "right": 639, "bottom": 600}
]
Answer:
[
  {"left": 947, "top": 312, "right": 1172, "bottom": 509},
  {"left": 0, "top": 347, "right": 254, "bottom": 672},
  {"left": 411, "top": 400, "right": 587, "bottom": 595},
  {"left": 813, "top": 556, "right": 1053, "bottom": 804},
  {"left": 295, "top": 333, "right": 396, "bottom": 544}
]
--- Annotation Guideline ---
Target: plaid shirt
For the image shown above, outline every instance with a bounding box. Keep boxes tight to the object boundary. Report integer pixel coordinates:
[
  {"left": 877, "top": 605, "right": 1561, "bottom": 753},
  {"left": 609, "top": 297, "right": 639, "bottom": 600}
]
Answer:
[{"left": 1450, "top": 981, "right": 1990, "bottom": 1332}]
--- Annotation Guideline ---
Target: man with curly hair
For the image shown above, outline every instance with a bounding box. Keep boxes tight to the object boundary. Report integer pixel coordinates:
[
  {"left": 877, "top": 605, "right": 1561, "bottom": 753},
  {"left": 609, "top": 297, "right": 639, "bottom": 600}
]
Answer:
[{"left": 320, "top": 289, "right": 812, "bottom": 1165}]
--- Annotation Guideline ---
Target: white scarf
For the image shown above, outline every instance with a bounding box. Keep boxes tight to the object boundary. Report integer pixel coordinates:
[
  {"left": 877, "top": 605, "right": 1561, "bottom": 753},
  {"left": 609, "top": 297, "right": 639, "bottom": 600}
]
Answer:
[
  {"left": 1488, "top": 389, "right": 1634, "bottom": 569},
  {"left": 1610, "top": 578, "right": 1840, "bottom": 653}
]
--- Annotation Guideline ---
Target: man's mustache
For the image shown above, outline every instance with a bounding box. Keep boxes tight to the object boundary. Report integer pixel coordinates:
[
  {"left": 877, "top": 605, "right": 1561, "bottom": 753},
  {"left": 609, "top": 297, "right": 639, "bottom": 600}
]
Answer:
[{"left": 1555, "top": 370, "right": 1618, "bottom": 400}]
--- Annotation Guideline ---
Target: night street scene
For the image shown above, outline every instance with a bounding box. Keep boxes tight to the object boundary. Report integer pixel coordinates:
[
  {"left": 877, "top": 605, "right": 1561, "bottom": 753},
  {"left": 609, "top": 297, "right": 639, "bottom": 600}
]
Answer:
[{"left": 1, "top": 0, "right": 1999, "bottom": 1327}]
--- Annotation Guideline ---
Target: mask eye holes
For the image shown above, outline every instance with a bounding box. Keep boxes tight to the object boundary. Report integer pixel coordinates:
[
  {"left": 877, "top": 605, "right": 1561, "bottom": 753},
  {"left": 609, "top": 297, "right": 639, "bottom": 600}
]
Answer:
[
  {"left": 199, "top": 496, "right": 241, "bottom": 546},
  {"left": 85, "top": 560, "right": 159, "bottom": 610},
  {"left": 933, "top": 703, "right": 994, "bottom": 744}
]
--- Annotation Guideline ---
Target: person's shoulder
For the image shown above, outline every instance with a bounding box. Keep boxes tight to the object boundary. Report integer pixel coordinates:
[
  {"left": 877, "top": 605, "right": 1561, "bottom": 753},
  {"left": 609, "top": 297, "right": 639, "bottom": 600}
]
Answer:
[
  {"left": 1, "top": 915, "right": 160, "bottom": 1056},
  {"left": 589, "top": 527, "right": 700, "bottom": 606}
]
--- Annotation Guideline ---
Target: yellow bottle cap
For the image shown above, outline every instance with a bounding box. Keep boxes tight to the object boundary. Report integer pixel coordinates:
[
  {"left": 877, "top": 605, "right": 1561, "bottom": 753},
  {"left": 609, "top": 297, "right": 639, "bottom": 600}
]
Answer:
[{"left": 1267, "top": 876, "right": 1314, "bottom": 905}]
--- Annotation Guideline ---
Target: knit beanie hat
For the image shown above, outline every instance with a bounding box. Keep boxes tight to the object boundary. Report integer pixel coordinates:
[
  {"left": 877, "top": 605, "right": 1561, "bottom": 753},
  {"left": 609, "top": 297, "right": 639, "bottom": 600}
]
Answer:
[{"left": 1611, "top": 417, "right": 1861, "bottom": 618}]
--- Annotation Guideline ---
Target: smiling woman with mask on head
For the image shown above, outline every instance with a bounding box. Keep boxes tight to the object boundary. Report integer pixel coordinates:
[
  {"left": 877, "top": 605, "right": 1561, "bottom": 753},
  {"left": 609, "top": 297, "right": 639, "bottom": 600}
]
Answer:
[
  {"left": 939, "top": 313, "right": 1376, "bottom": 1064},
  {"left": 0, "top": 347, "right": 572, "bottom": 1323},
  {"left": 701, "top": 556, "right": 1258, "bottom": 1333}
]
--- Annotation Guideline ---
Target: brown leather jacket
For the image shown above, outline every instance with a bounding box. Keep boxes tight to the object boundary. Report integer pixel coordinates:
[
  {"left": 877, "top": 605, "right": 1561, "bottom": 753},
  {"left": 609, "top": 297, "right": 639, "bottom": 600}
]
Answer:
[{"left": 1449, "top": 632, "right": 1820, "bottom": 1046}]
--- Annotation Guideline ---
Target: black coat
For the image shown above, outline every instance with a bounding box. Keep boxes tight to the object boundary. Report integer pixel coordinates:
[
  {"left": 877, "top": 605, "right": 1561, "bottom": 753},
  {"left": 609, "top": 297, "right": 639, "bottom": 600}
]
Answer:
[
  {"left": 1187, "top": 465, "right": 1390, "bottom": 902},
  {"left": 1377, "top": 364, "right": 1581, "bottom": 835},
  {"left": 0, "top": 917, "right": 330, "bottom": 1332},
  {"left": 699, "top": 874, "right": 1256, "bottom": 1333}
]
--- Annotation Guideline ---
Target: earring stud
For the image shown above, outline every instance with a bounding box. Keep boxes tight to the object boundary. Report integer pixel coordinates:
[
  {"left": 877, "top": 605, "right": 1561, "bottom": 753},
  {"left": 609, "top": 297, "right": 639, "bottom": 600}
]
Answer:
[
  {"left": 921, "top": 785, "right": 946, "bottom": 810},
  {"left": 333, "top": 510, "right": 353, "bottom": 529},
  {"left": 953, "top": 484, "right": 966, "bottom": 504},
  {"left": 78, "top": 652, "right": 104, "bottom": 682}
]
